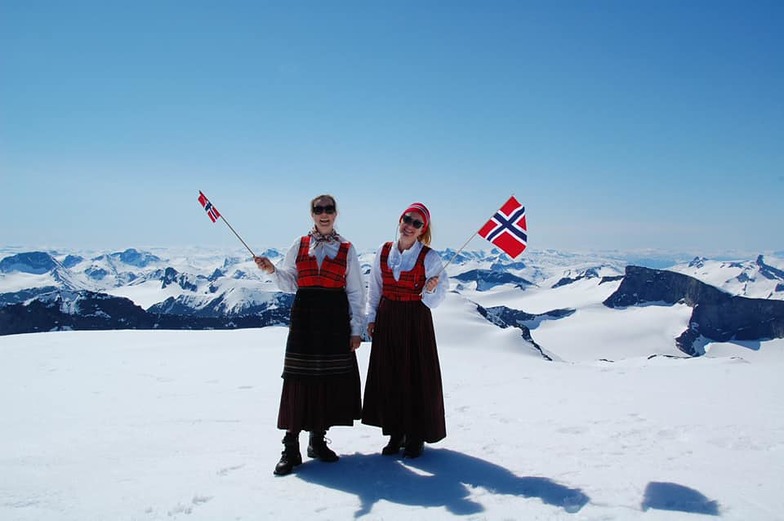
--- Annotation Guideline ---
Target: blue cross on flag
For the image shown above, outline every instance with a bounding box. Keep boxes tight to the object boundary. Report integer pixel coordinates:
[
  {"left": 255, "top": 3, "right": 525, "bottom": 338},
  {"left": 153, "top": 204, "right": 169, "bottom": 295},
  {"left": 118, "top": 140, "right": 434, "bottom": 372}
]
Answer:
[{"left": 478, "top": 195, "right": 528, "bottom": 258}]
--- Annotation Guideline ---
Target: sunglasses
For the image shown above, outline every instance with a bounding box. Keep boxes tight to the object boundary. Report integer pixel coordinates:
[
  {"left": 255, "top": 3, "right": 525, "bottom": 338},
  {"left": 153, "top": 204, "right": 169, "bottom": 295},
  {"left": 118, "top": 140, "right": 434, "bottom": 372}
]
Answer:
[
  {"left": 312, "top": 204, "right": 336, "bottom": 215},
  {"left": 401, "top": 214, "right": 424, "bottom": 229}
]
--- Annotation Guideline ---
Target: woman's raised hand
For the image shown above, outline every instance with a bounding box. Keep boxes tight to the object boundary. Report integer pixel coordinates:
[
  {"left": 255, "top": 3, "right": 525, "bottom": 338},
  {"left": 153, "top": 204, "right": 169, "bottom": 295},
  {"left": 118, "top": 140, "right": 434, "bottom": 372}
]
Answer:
[{"left": 254, "top": 256, "right": 275, "bottom": 274}]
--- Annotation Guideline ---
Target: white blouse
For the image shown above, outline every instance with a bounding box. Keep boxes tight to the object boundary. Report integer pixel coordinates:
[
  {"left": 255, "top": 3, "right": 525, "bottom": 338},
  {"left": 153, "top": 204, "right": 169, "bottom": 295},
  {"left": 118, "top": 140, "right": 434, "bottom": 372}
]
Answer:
[
  {"left": 272, "top": 235, "right": 366, "bottom": 336},
  {"left": 366, "top": 240, "right": 449, "bottom": 324}
]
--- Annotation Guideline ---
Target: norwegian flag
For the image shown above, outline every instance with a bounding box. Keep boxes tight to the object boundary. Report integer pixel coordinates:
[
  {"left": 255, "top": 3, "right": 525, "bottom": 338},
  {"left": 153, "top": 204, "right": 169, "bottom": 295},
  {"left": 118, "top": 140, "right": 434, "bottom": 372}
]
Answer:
[
  {"left": 198, "top": 190, "right": 221, "bottom": 223},
  {"left": 478, "top": 195, "right": 528, "bottom": 259}
]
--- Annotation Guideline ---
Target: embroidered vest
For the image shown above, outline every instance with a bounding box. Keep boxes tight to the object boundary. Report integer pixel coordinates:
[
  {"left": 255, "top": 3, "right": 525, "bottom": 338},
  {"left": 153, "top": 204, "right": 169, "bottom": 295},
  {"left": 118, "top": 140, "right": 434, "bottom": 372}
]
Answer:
[
  {"left": 295, "top": 236, "right": 349, "bottom": 288},
  {"left": 380, "top": 242, "right": 430, "bottom": 301}
]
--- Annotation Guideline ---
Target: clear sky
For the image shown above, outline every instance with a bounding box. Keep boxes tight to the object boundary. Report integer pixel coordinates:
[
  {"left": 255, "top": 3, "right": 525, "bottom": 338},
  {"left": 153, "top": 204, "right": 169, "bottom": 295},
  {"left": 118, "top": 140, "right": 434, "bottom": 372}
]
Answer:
[{"left": 2, "top": 0, "right": 782, "bottom": 256}]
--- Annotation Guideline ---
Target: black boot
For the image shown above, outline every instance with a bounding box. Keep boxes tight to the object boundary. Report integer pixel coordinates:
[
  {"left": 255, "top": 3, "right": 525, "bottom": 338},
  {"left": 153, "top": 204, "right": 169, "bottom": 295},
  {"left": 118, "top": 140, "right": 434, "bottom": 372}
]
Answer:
[
  {"left": 403, "top": 436, "right": 424, "bottom": 458},
  {"left": 274, "top": 431, "right": 302, "bottom": 476},
  {"left": 307, "top": 430, "right": 339, "bottom": 462},
  {"left": 381, "top": 433, "right": 405, "bottom": 456}
]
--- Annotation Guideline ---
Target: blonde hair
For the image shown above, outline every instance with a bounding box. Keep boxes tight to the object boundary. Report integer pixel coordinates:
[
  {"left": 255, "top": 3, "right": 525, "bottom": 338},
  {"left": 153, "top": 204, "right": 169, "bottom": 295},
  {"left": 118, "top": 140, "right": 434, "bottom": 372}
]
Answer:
[{"left": 420, "top": 225, "right": 432, "bottom": 246}]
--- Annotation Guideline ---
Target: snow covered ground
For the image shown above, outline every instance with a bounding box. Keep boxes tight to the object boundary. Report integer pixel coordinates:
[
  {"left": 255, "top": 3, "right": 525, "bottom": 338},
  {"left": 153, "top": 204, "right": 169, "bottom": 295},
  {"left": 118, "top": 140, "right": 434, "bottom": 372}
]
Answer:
[{"left": 2, "top": 297, "right": 783, "bottom": 520}]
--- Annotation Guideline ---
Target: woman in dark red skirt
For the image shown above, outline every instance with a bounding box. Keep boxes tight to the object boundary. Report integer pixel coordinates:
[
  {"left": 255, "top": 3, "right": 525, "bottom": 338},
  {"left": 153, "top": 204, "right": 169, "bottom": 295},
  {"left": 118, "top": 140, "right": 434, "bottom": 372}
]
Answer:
[
  {"left": 255, "top": 194, "right": 364, "bottom": 475},
  {"left": 362, "top": 202, "right": 449, "bottom": 458}
]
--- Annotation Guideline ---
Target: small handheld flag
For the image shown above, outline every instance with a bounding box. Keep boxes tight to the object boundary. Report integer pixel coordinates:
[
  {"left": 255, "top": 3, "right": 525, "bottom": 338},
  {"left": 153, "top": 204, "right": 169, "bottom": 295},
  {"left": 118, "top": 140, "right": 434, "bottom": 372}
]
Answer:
[
  {"left": 196, "top": 190, "right": 256, "bottom": 258},
  {"left": 198, "top": 191, "right": 221, "bottom": 222},
  {"left": 478, "top": 195, "right": 528, "bottom": 259},
  {"left": 434, "top": 194, "right": 529, "bottom": 278}
]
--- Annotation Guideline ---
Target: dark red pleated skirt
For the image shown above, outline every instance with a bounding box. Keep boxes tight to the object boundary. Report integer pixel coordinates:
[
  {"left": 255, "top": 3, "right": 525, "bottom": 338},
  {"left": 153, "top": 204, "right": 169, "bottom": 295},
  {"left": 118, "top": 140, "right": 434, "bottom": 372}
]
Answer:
[
  {"left": 362, "top": 298, "right": 446, "bottom": 443},
  {"left": 277, "top": 288, "right": 361, "bottom": 432}
]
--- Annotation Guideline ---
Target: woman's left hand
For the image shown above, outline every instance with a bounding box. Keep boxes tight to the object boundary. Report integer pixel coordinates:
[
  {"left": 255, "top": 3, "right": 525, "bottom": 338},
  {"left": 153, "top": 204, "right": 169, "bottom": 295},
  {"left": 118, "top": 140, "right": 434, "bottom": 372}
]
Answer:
[
  {"left": 350, "top": 335, "right": 362, "bottom": 351},
  {"left": 425, "top": 276, "right": 439, "bottom": 292}
]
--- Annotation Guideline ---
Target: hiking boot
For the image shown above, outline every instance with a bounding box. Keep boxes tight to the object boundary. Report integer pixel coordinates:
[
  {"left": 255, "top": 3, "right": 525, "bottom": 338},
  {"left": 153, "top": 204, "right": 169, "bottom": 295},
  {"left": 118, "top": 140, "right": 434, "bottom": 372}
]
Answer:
[
  {"left": 403, "top": 436, "right": 424, "bottom": 459},
  {"left": 307, "top": 430, "right": 339, "bottom": 462},
  {"left": 274, "top": 431, "right": 302, "bottom": 476},
  {"left": 381, "top": 433, "right": 405, "bottom": 456}
]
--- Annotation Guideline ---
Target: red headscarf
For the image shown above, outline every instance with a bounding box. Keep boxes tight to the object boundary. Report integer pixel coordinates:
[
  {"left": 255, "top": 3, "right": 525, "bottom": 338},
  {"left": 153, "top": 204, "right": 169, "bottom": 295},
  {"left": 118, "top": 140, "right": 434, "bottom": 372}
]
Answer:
[{"left": 400, "top": 202, "right": 431, "bottom": 232}]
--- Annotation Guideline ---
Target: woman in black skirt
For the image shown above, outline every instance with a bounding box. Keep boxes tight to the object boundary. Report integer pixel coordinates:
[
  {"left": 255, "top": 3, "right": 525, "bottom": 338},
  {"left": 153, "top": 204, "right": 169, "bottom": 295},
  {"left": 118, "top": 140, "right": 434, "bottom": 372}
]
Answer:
[
  {"left": 362, "top": 202, "right": 449, "bottom": 458},
  {"left": 255, "top": 194, "right": 364, "bottom": 475}
]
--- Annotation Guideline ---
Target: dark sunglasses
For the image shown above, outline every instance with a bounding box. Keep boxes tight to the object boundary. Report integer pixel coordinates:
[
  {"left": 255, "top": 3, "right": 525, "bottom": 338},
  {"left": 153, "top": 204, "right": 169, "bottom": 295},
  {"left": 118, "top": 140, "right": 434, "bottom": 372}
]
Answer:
[
  {"left": 401, "top": 215, "right": 424, "bottom": 229},
  {"left": 312, "top": 204, "right": 336, "bottom": 215}
]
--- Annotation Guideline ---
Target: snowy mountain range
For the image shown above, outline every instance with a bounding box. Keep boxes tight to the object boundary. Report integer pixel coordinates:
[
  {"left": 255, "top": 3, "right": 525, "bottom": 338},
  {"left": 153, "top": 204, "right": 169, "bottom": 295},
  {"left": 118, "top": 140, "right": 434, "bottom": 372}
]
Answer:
[{"left": 1, "top": 246, "right": 783, "bottom": 359}]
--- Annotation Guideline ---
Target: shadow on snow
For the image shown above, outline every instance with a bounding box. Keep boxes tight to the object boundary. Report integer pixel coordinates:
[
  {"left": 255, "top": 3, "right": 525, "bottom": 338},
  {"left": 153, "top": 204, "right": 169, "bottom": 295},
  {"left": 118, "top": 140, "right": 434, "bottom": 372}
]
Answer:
[
  {"left": 642, "top": 482, "right": 720, "bottom": 516},
  {"left": 295, "top": 448, "right": 590, "bottom": 517}
]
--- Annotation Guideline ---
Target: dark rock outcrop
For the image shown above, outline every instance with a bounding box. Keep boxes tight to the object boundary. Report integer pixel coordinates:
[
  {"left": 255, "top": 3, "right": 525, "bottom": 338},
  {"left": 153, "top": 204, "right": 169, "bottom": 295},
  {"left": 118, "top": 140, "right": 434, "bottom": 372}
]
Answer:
[
  {"left": 453, "top": 269, "right": 534, "bottom": 291},
  {"left": 161, "top": 267, "right": 200, "bottom": 291},
  {"left": 475, "top": 304, "right": 575, "bottom": 360},
  {"left": 0, "top": 286, "right": 61, "bottom": 307},
  {"left": 605, "top": 266, "right": 784, "bottom": 355},
  {"left": 552, "top": 268, "right": 602, "bottom": 288},
  {"left": 114, "top": 248, "right": 161, "bottom": 268},
  {"left": 147, "top": 292, "right": 293, "bottom": 320},
  {"left": 61, "top": 254, "right": 84, "bottom": 268},
  {"left": 0, "top": 290, "right": 153, "bottom": 335},
  {"left": 757, "top": 255, "right": 784, "bottom": 281},
  {"left": 0, "top": 289, "right": 292, "bottom": 336},
  {"left": 0, "top": 252, "right": 57, "bottom": 274}
]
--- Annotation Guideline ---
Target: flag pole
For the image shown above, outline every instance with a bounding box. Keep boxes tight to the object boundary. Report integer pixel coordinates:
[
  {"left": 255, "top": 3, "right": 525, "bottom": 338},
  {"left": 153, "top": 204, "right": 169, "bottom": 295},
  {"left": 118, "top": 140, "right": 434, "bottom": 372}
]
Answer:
[
  {"left": 435, "top": 230, "right": 480, "bottom": 277},
  {"left": 198, "top": 190, "right": 256, "bottom": 258},
  {"left": 219, "top": 214, "right": 256, "bottom": 258},
  {"left": 424, "top": 234, "right": 474, "bottom": 294}
]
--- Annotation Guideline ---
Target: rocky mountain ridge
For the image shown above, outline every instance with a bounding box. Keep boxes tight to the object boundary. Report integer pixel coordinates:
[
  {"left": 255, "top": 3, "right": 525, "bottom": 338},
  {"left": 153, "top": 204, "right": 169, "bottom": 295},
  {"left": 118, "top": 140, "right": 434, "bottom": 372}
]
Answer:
[
  {"left": 2, "top": 247, "right": 783, "bottom": 358},
  {"left": 604, "top": 265, "right": 784, "bottom": 356}
]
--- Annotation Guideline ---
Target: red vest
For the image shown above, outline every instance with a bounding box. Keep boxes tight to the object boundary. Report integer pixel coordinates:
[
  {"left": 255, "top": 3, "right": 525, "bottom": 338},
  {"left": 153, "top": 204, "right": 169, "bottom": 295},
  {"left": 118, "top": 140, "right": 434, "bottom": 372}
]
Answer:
[
  {"left": 380, "top": 242, "right": 430, "bottom": 301},
  {"left": 296, "top": 237, "right": 350, "bottom": 289}
]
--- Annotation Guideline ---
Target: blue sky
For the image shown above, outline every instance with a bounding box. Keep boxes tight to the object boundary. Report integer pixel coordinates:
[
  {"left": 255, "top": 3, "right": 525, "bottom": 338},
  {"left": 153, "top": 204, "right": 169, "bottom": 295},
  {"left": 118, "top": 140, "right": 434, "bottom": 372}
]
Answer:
[{"left": 2, "top": 0, "right": 782, "bottom": 256}]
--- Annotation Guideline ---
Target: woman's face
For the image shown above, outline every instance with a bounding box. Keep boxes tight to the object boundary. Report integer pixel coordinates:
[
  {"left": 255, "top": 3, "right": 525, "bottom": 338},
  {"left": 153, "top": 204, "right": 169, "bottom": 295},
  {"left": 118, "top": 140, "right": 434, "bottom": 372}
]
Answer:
[
  {"left": 398, "top": 211, "right": 425, "bottom": 241},
  {"left": 311, "top": 197, "right": 337, "bottom": 234}
]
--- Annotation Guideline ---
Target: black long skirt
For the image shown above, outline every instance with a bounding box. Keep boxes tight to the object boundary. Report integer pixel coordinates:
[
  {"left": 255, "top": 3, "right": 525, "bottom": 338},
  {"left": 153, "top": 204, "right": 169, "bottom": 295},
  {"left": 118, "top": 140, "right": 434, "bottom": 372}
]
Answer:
[
  {"left": 277, "top": 288, "right": 361, "bottom": 432},
  {"left": 362, "top": 298, "right": 446, "bottom": 443}
]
